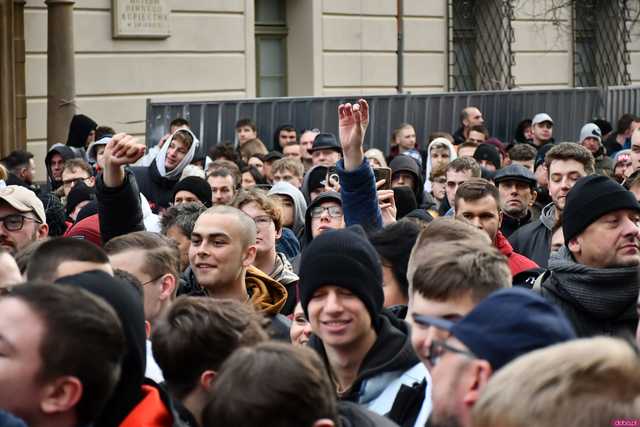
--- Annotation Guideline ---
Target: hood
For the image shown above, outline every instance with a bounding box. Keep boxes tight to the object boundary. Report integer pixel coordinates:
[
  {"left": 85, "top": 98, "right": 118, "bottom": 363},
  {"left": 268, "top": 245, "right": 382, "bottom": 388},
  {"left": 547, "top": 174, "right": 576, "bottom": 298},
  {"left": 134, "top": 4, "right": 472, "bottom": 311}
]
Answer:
[
  {"left": 268, "top": 181, "right": 308, "bottom": 236},
  {"left": 309, "top": 310, "right": 419, "bottom": 400},
  {"left": 301, "top": 165, "right": 328, "bottom": 205},
  {"left": 389, "top": 155, "right": 424, "bottom": 203},
  {"left": 56, "top": 270, "right": 146, "bottom": 427},
  {"left": 45, "top": 144, "right": 78, "bottom": 190},
  {"left": 303, "top": 191, "right": 342, "bottom": 246},
  {"left": 424, "top": 137, "right": 457, "bottom": 192},
  {"left": 245, "top": 265, "right": 288, "bottom": 316},
  {"left": 495, "top": 230, "right": 513, "bottom": 257},
  {"left": 154, "top": 128, "right": 200, "bottom": 180},
  {"left": 272, "top": 252, "right": 299, "bottom": 287},
  {"left": 66, "top": 114, "right": 97, "bottom": 148},
  {"left": 539, "top": 202, "right": 556, "bottom": 230}
]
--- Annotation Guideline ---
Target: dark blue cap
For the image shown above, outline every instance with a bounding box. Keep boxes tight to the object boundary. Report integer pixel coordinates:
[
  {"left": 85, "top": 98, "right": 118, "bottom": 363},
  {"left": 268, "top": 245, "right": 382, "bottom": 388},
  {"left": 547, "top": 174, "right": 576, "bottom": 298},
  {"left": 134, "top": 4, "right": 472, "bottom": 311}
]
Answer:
[
  {"left": 414, "top": 287, "right": 576, "bottom": 371},
  {"left": 309, "top": 132, "right": 341, "bottom": 153}
]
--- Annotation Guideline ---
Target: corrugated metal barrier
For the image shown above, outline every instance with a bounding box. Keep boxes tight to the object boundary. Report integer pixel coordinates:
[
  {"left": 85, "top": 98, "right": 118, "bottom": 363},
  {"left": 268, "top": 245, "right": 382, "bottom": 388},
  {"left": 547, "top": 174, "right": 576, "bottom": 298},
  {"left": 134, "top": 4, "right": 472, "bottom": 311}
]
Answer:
[{"left": 146, "top": 86, "right": 640, "bottom": 155}]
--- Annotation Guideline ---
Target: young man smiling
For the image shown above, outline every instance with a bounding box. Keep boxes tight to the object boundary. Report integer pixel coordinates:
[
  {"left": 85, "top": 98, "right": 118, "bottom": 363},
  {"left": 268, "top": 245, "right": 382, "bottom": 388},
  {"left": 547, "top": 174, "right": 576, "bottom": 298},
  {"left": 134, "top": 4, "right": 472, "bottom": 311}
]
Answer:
[{"left": 299, "top": 225, "right": 430, "bottom": 427}]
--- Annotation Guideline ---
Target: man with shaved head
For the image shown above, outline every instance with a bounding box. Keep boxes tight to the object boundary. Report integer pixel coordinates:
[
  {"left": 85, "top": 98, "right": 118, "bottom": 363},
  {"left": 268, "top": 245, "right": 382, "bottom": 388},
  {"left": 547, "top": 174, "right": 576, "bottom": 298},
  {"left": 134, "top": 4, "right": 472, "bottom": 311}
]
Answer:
[{"left": 188, "top": 205, "right": 290, "bottom": 338}]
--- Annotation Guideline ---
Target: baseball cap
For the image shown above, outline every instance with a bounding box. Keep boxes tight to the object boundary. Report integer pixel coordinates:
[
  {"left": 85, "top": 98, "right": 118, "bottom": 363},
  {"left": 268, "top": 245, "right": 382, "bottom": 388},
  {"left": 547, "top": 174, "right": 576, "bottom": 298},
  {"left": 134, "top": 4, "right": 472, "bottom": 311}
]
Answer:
[
  {"left": 0, "top": 185, "right": 47, "bottom": 224},
  {"left": 309, "top": 133, "right": 341, "bottom": 153},
  {"left": 264, "top": 151, "right": 283, "bottom": 162},
  {"left": 532, "top": 113, "right": 553, "bottom": 126},
  {"left": 414, "top": 287, "right": 576, "bottom": 371},
  {"left": 493, "top": 164, "right": 537, "bottom": 188}
]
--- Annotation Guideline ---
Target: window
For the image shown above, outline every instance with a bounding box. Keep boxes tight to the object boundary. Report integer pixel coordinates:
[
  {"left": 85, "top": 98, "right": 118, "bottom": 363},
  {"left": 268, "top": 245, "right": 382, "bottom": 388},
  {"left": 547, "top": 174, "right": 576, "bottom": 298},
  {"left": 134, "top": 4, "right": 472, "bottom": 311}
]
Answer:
[
  {"left": 255, "top": 0, "right": 288, "bottom": 97},
  {"left": 448, "top": 0, "right": 515, "bottom": 91},
  {"left": 573, "top": 0, "right": 630, "bottom": 87}
]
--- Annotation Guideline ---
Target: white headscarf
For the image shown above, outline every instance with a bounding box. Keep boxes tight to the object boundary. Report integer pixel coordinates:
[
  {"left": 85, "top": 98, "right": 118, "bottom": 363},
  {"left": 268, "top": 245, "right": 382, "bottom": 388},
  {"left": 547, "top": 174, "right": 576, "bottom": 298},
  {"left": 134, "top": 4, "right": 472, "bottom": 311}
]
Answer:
[
  {"left": 424, "top": 137, "right": 457, "bottom": 193},
  {"left": 155, "top": 128, "right": 199, "bottom": 180}
]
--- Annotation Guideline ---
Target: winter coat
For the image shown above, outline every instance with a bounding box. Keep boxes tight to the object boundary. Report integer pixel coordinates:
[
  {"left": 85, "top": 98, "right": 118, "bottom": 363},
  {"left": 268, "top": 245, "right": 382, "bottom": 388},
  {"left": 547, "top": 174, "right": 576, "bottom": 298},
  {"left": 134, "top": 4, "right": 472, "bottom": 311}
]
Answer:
[
  {"left": 95, "top": 169, "right": 145, "bottom": 244},
  {"left": 270, "top": 252, "right": 299, "bottom": 315},
  {"left": 500, "top": 209, "right": 538, "bottom": 239},
  {"left": 538, "top": 246, "right": 639, "bottom": 340},
  {"left": 118, "top": 381, "right": 189, "bottom": 427},
  {"left": 309, "top": 311, "right": 431, "bottom": 427},
  {"left": 338, "top": 158, "right": 383, "bottom": 232},
  {"left": 275, "top": 226, "right": 301, "bottom": 260},
  {"left": 495, "top": 231, "right": 539, "bottom": 276},
  {"left": 508, "top": 202, "right": 555, "bottom": 268}
]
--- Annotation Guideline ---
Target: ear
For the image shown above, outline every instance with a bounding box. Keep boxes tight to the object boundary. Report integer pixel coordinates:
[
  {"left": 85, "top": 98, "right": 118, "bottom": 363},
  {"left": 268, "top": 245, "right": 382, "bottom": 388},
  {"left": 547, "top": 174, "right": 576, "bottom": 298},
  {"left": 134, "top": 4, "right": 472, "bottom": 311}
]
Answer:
[
  {"left": 275, "top": 226, "right": 282, "bottom": 240},
  {"left": 312, "top": 420, "right": 336, "bottom": 427},
  {"left": 145, "top": 320, "right": 151, "bottom": 339},
  {"left": 568, "top": 236, "right": 581, "bottom": 254},
  {"left": 199, "top": 370, "right": 217, "bottom": 390},
  {"left": 462, "top": 360, "right": 493, "bottom": 408},
  {"left": 41, "top": 376, "right": 83, "bottom": 417},
  {"left": 38, "top": 223, "right": 49, "bottom": 239},
  {"left": 159, "top": 273, "right": 176, "bottom": 301},
  {"left": 498, "top": 211, "right": 503, "bottom": 228},
  {"left": 242, "top": 244, "right": 257, "bottom": 268},
  {"left": 529, "top": 190, "right": 538, "bottom": 206}
]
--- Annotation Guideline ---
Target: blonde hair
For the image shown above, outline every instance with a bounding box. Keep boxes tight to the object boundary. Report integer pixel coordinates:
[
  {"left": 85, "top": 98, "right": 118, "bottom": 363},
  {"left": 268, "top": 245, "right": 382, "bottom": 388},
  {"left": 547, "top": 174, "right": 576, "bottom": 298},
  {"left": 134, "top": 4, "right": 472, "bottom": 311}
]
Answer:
[
  {"left": 0, "top": 163, "right": 8, "bottom": 181},
  {"left": 364, "top": 148, "right": 387, "bottom": 168},
  {"left": 472, "top": 337, "right": 640, "bottom": 427}
]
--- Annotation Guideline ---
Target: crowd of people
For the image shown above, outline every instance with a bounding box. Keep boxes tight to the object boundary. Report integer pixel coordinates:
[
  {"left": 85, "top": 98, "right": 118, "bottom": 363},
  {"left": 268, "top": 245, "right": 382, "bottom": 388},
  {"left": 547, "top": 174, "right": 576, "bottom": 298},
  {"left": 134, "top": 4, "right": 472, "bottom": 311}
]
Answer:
[{"left": 0, "top": 99, "right": 640, "bottom": 427}]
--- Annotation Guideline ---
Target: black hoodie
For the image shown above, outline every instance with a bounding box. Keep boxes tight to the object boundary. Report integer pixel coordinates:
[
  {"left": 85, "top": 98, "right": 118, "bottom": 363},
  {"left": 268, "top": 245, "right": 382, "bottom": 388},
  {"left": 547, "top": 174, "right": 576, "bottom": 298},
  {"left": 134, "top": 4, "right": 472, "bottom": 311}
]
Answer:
[
  {"left": 389, "top": 156, "right": 424, "bottom": 206},
  {"left": 67, "top": 114, "right": 97, "bottom": 149},
  {"left": 45, "top": 144, "right": 78, "bottom": 191},
  {"left": 308, "top": 311, "right": 426, "bottom": 426},
  {"left": 57, "top": 271, "right": 146, "bottom": 427}
]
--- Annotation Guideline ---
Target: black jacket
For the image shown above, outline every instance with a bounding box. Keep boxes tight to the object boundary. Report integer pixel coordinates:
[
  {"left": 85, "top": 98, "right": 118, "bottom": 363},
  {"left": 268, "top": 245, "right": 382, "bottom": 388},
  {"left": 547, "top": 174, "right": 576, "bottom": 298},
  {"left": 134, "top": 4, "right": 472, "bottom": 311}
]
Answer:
[
  {"left": 131, "top": 160, "right": 180, "bottom": 212},
  {"left": 309, "top": 311, "right": 428, "bottom": 427},
  {"left": 500, "top": 209, "right": 537, "bottom": 238},
  {"left": 538, "top": 247, "right": 638, "bottom": 340},
  {"left": 508, "top": 203, "right": 555, "bottom": 268},
  {"left": 95, "top": 169, "right": 145, "bottom": 244}
]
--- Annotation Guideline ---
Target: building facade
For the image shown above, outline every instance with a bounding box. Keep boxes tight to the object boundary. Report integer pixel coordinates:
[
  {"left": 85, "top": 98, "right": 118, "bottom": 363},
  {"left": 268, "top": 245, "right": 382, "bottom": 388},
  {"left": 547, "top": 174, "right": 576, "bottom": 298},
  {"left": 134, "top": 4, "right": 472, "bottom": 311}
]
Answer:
[{"left": 1, "top": 0, "right": 639, "bottom": 180}]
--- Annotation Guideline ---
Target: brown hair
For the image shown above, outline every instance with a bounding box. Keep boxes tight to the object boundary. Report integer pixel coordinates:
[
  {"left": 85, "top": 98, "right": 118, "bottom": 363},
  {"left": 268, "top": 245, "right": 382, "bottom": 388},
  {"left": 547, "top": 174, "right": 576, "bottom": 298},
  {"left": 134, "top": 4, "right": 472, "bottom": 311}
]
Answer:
[
  {"left": 271, "top": 157, "right": 304, "bottom": 179},
  {"left": 9, "top": 284, "right": 125, "bottom": 425},
  {"left": 454, "top": 178, "right": 500, "bottom": 211},
  {"left": 104, "top": 231, "right": 180, "bottom": 285},
  {"left": 544, "top": 142, "right": 595, "bottom": 175},
  {"left": 446, "top": 157, "right": 481, "bottom": 177},
  {"left": 232, "top": 188, "right": 283, "bottom": 232},
  {"left": 152, "top": 297, "right": 268, "bottom": 399},
  {"left": 239, "top": 138, "right": 268, "bottom": 161},
  {"left": 429, "top": 163, "right": 448, "bottom": 181},
  {"left": 172, "top": 129, "right": 194, "bottom": 150},
  {"left": 202, "top": 342, "right": 339, "bottom": 427},
  {"left": 63, "top": 158, "right": 93, "bottom": 176},
  {"left": 428, "top": 132, "right": 454, "bottom": 144},
  {"left": 469, "top": 124, "right": 489, "bottom": 139},
  {"left": 391, "top": 123, "right": 415, "bottom": 144},
  {"left": 408, "top": 240, "right": 510, "bottom": 302},
  {"left": 472, "top": 337, "right": 640, "bottom": 427},
  {"left": 508, "top": 144, "right": 537, "bottom": 161}
]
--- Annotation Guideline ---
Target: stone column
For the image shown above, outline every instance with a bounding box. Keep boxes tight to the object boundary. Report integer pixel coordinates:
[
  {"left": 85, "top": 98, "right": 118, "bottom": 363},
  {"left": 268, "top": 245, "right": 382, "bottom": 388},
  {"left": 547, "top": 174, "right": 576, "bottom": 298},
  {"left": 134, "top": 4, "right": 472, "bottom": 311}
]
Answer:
[
  {"left": 14, "top": 0, "right": 26, "bottom": 150},
  {"left": 46, "top": 0, "right": 76, "bottom": 148},
  {"left": 0, "top": 0, "right": 16, "bottom": 157}
]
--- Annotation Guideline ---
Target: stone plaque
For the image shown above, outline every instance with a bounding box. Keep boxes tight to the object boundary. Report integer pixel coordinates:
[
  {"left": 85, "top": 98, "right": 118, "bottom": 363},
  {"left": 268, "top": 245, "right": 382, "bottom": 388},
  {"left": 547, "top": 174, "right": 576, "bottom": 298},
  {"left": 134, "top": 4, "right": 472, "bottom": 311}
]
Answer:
[{"left": 112, "top": 0, "right": 170, "bottom": 39}]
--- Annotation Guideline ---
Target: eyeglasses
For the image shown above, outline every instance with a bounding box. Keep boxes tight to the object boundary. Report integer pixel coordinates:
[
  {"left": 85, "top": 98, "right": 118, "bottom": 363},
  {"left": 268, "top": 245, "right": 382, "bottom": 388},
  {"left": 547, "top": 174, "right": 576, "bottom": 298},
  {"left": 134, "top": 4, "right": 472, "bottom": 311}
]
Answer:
[
  {"left": 310, "top": 206, "right": 343, "bottom": 218},
  {"left": 141, "top": 275, "right": 164, "bottom": 287},
  {"left": 62, "top": 176, "right": 91, "bottom": 188},
  {"left": 252, "top": 215, "right": 273, "bottom": 228},
  {"left": 0, "top": 214, "right": 42, "bottom": 232},
  {"left": 428, "top": 340, "right": 476, "bottom": 367}
]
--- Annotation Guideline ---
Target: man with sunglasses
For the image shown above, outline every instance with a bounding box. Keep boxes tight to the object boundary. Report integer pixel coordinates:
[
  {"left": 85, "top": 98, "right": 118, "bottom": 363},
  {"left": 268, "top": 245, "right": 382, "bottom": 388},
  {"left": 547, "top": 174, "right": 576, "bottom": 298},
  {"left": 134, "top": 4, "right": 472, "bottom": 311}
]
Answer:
[
  {"left": 413, "top": 288, "right": 575, "bottom": 427},
  {"left": 0, "top": 185, "right": 48, "bottom": 256}
]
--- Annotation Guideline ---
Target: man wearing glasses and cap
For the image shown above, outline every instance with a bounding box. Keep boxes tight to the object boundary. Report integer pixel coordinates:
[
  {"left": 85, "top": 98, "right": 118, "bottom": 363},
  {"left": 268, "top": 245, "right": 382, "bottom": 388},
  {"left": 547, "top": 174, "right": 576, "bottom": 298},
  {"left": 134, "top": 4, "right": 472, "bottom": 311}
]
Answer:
[
  {"left": 413, "top": 287, "right": 575, "bottom": 427},
  {"left": 0, "top": 185, "right": 48, "bottom": 256}
]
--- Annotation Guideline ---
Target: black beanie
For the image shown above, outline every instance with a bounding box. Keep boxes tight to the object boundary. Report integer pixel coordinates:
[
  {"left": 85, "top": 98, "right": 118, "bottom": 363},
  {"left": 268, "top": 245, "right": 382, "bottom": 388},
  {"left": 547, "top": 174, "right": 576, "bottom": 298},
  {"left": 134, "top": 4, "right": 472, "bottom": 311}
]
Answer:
[
  {"left": 563, "top": 175, "right": 640, "bottom": 244},
  {"left": 172, "top": 176, "right": 213, "bottom": 207},
  {"left": 473, "top": 144, "right": 501, "bottom": 170},
  {"left": 299, "top": 225, "right": 384, "bottom": 329}
]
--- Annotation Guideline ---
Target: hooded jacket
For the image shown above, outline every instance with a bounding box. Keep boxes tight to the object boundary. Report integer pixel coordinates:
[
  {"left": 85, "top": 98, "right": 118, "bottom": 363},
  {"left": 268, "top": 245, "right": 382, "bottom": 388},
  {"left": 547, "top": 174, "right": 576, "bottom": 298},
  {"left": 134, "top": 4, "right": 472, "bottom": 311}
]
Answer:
[
  {"left": 268, "top": 181, "right": 308, "bottom": 236},
  {"left": 270, "top": 252, "right": 299, "bottom": 315},
  {"left": 302, "top": 191, "right": 343, "bottom": 248},
  {"left": 423, "top": 137, "right": 457, "bottom": 193},
  {"left": 301, "top": 164, "right": 328, "bottom": 205},
  {"left": 508, "top": 202, "right": 556, "bottom": 268},
  {"left": 539, "top": 246, "right": 638, "bottom": 339},
  {"left": 495, "top": 231, "right": 539, "bottom": 276},
  {"left": 131, "top": 129, "right": 199, "bottom": 211},
  {"left": 67, "top": 114, "right": 97, "bottom": 149},
  {"left": 309, "top": 311, "right": 431, "bottom": 427},
  {"left": 337, "top": 159, "right": 383, "bottom": 233},
  {"left": 45, "top": 144, "right": 78, "bottom": 191},
  {"left": 389, "top": 155, "right": 424, "bottom": 206}
]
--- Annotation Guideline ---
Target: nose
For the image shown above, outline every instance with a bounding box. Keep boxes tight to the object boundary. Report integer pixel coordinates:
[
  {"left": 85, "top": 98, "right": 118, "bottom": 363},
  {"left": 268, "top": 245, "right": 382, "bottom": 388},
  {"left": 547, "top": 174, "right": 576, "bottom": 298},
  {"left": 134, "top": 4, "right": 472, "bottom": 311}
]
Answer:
[
  {"left": 319, "top": 208, "right": 330, "bottom": 221},
  {"left": 622, "top": 216, "right": 640, "bottom": 238},
  {"left": 302, "top": 323, "right": 313, "bottom": 337},
  {"left": 470, "top": 217, "right": 482, "bottom": 229},
  {"left": 324, "top": 291, "right": 343, "bottom": 314}
]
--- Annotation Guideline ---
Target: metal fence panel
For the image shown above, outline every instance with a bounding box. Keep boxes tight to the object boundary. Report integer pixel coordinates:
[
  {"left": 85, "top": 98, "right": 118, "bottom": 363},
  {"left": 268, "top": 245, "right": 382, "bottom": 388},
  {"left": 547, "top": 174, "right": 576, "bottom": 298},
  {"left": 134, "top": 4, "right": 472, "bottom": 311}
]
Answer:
[{"left": 146, "top": 87, "right": 640, "bottom": 156}]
